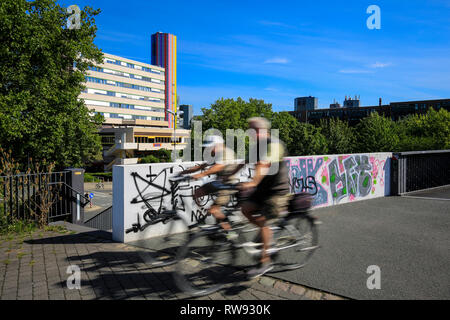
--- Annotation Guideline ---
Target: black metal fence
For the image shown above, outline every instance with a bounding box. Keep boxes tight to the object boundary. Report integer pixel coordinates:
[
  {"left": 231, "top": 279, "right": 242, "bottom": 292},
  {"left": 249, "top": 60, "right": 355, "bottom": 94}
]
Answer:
[
  {"left": 391, "top": 150, "right": 450, "bottom": 194},
  {"left": 84, "top": 206, "right": 112, "bottom": 231},
  {"left": 0, "top": 171, "right": 87, "bottom": 224}
]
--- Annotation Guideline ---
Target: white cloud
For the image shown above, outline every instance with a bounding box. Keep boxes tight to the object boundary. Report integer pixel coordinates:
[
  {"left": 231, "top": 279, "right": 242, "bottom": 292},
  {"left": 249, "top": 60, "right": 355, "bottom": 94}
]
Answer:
[
  {"left": 369, "top": 62, "right": 392, "bottom": 68},
  {"left": 264, "top": 57, "right": 289, "bottom": 64},
  {"left": 258, "top": 20, "right": 297, "bottom": 29},
  {"left": 338, "top": 69, "right": 373, "bottom": 74}
]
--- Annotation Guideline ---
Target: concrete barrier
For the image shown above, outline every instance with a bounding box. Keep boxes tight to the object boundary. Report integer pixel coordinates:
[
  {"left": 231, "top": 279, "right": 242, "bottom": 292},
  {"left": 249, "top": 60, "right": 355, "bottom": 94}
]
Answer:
[
  {"left": 285, "top": 152, "right": 391, "bottom": 207},
  {"left": 113, "top": 152, "right": 391, "bottom": 242}
]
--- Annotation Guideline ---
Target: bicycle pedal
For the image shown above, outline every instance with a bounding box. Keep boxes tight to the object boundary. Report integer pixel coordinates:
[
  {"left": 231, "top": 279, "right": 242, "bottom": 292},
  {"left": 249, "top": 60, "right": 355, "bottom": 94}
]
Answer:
[
  {"left": 241, "top": 241, "right": 262, "bottom": 248},
  {"left": 267, "top": 248, "right": 280, "bottom": 255}
]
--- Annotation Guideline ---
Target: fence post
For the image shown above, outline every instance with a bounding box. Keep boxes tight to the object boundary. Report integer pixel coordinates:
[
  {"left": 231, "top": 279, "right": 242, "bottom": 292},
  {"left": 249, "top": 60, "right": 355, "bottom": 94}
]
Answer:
[
  {"left": 390, "top": 153, "right": 398, "bottom": 196},
  {"left": 66, "top": 168, "right": 85, "bottom": 225}
]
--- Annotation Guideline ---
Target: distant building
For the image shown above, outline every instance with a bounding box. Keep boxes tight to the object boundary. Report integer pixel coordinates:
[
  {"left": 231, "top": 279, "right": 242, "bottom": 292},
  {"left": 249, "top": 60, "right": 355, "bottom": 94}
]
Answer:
[
  {"left": 343, "top": 95, "right": 360, "bottom": 108},
  {"left": 294, "top": 96, "right": 318, "bottom": 112},
  {"left": 330, "top": 100, "right": 341, "bottom": 109},
  {"left": 179, "top": 104, "right": 193, "bottom": 129},
  {"left": 290, "top": 98, "right": 450, "bottom": 126}
]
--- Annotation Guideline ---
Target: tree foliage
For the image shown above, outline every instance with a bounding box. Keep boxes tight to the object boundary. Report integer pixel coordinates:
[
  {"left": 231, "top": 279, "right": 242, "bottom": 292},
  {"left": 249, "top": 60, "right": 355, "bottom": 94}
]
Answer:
[
  {"left": 0, "top": 0, "right": 104, "bottom": 170},
  {"left": 355, "top": 112, "right": 399, "bottom": 153},
  {"left": 396, "top": 108, "right": 450, "bottom": 151},
  {"left": 272, "top": 112, "right": 328, "bottom": 156},
  {"left": 319, "top": 118, "right": 356, "bottom": 154},
  {"left": 197, "top": 98, "right": 449, "bottom": 158},
  {"left": 139, "top": 149, "right": 172, "bottom": 163},
  {"left": 199, "top": 97, "right": 273, "bottom": 133}
]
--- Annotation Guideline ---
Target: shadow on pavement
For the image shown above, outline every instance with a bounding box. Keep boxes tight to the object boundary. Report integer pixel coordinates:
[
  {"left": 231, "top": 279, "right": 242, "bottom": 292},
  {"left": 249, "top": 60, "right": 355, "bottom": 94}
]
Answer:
[
  {"left": 24, "top": 230, "right": 112, "bottom": 245},
  {"left": 62, "top": 249, "right": 254, "bottom": 300}
]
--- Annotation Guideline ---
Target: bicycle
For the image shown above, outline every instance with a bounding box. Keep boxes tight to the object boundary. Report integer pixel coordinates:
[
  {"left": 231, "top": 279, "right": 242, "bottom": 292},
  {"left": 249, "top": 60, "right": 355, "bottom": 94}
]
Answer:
[
  {"left": 95, "top": 178, "right": 104, "bottom": 189},
  {"left": 173, "top": 180, "right": 320, "bottom": 297}
]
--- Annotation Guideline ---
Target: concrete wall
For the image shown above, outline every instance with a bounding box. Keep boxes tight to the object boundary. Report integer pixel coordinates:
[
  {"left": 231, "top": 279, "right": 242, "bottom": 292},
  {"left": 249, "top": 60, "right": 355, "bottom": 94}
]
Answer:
[
  {"left": 112, "top": 161, "right": 244, "bottom": 242},
  {"left": 113, "top": 152, "right": 391, "bottom": 242}
]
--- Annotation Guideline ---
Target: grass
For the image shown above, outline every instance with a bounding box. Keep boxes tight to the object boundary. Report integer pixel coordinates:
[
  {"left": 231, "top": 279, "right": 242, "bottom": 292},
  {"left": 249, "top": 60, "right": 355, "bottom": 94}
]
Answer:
[
  {"left": 44, "top": 225, "right": 70, "bottom": 234},
  {"left": 84, "top": 173, "right": 101, "bottom": 182},
  {"left": 0, "top": 218, "right": 69, "bottom": 243},
  {"left": 84, "top": 172, "right": 112, "bottom": 182},
  {"left": 17, "top": 252, "right": 27, "bottom": 259},
  {"left": 0, "top": 218, "right": 38, "bottom": 236}
]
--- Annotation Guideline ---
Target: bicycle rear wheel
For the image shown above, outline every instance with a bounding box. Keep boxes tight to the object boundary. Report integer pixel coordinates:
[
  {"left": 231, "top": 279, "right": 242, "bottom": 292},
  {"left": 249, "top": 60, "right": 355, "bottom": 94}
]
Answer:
[
  {"left": 173, "top": 230, "right": 236, "bottom": 296},
  {"left": 271, "top": 214, "right": 319, "bottom": 272}
]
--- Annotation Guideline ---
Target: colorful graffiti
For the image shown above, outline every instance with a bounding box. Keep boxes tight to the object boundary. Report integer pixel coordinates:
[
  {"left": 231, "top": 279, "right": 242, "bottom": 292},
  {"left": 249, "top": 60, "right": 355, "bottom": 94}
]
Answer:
[
  {"left": 286, "top": 153, "right": 390, "bottom": 207},
  {"left": 115, "top": 153, "right": 391, "bottom": 242}
]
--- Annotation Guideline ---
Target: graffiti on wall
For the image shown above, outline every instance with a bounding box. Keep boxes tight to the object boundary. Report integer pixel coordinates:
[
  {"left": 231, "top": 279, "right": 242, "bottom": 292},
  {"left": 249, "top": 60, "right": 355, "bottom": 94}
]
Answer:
[
  {"left": 119, "top": 153, "right": 389, "bottom": 240},
  {"left": 127, "top": 163, "right": 245, "bottom": 234},
  {"left": 128, "top": 154, "right": 387, "bottom": 232},
  {"left": 286, "top": 154, "right": 388, "bottom": 207}
]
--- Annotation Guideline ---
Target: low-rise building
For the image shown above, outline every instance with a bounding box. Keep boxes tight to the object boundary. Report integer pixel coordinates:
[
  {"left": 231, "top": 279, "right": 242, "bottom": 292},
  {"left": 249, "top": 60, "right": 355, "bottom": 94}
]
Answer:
[{"left": 290, "top": 98, "right": 450, "bottom": 126}]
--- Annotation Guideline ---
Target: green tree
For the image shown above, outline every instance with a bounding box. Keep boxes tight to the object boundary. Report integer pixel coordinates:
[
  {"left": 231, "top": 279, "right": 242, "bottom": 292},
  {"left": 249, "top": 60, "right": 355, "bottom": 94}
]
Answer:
[
  {"left": 0, "top": 0, "right": 104, "bottom": 170},
  {"left": 138, "top": 149, "right": 172, "bottom": 163},
  {"left": 271, "top": 111, "right": 299, "bottom": 154},
  {"left": 290, "top": 123, "right": 328, "bottom": 156},
  {"left": 199, "top": 97, "right": 273, "bottom": 133},
  {"left": 355, "top": 112, "right": 399, "bottom": 152},
  {"left": 396, "top": 108, "right": 450, "bottom": 151},
  {"left": 319, "top": 118, "right": 356, "bottom": 154}
]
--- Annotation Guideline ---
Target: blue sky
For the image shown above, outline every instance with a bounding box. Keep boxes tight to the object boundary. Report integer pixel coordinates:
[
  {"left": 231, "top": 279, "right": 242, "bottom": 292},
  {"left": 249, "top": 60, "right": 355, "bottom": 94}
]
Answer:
[{"left": 60, "top": 0, "right": 450, "bottom": 114}]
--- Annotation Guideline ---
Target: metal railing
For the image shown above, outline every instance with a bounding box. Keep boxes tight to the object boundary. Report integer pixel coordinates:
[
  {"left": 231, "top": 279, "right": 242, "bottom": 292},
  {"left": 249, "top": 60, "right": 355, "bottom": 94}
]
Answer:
[
  {"left": 84, "top": 205, "right": 112, "bottom": 231},
  {"left": 0, "top": 171, "right": 88, "bottom": 223},
  {"left": 391, "top": 150, "right": 450, "bottom": 194}
]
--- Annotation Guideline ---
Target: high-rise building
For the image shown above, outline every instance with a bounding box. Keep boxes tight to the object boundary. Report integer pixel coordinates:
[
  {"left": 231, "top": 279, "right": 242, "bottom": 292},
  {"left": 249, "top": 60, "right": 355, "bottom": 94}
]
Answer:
[
  {"left": 151, "top": 32, "right": 177, "bottom": 129},
  {"left": 80, "top": 36, "right": 190, "bottom": 170},
  {"left": 179, "top": 104, "right": 193, "bottom": 129},
  {"left": 294, "top": 96, "right": 318, "bottom": 112}
]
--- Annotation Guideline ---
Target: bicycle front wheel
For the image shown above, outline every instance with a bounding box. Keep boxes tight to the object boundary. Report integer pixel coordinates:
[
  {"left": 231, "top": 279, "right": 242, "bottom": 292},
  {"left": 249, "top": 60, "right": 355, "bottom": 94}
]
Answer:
[
  {"left": 173, "top": 230, "right": 235, "bottom": 296},
  {"left": 271, "top": 214, "right": 319, "bottom": 272}
]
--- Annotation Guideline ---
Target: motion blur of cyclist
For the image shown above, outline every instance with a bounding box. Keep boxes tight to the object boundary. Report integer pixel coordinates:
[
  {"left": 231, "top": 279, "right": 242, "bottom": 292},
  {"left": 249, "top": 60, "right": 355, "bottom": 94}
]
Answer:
[
  {"left": 180, "top": 135, "right": 243, "bottom": 238},
  {"left": 239, "top": 117, "right": 291, "bottom": 278}
]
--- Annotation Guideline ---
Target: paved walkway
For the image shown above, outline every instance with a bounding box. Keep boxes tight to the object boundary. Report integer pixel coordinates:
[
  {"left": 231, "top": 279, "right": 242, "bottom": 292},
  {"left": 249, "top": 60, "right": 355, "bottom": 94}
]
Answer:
[
  {"left": 273, "top": 195, "right": 450, "bottom": 299},
  {"left": 0, "top": 227, "right": 344, "bottom": 300}
]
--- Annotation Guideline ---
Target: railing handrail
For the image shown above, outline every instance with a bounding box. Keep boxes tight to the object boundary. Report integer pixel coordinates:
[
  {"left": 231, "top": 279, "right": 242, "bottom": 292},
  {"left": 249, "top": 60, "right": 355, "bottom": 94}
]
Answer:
[
  {"left": 393, "top": 149, "right": 450, "bottom": 156},
  {"left": 0, "top": 171, "right": 69, "bottom": 179},
  {"left": 47, "top": 181, "right": 91, "bottom": 206},
  {"left": 84, "top": 205, "right": 112, "bottom": 224}
]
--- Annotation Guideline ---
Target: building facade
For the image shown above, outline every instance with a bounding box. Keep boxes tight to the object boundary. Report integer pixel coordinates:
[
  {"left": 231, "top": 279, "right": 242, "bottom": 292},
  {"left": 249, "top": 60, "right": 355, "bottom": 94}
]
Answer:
[
  {"left": 343, "top": 96, "right": 360, "bottom": 108},
  {"left": 82, "top": 52, "right": 167, "bottom": 127},
  {"left": 80, "top": 37, "right": 189, "bottom": 170},
  {"left": 290, "top": 98, "right": 450, "bottom": 126},
  {"left": 294, "top": 96, "right": 318, "bottom": 112}
]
